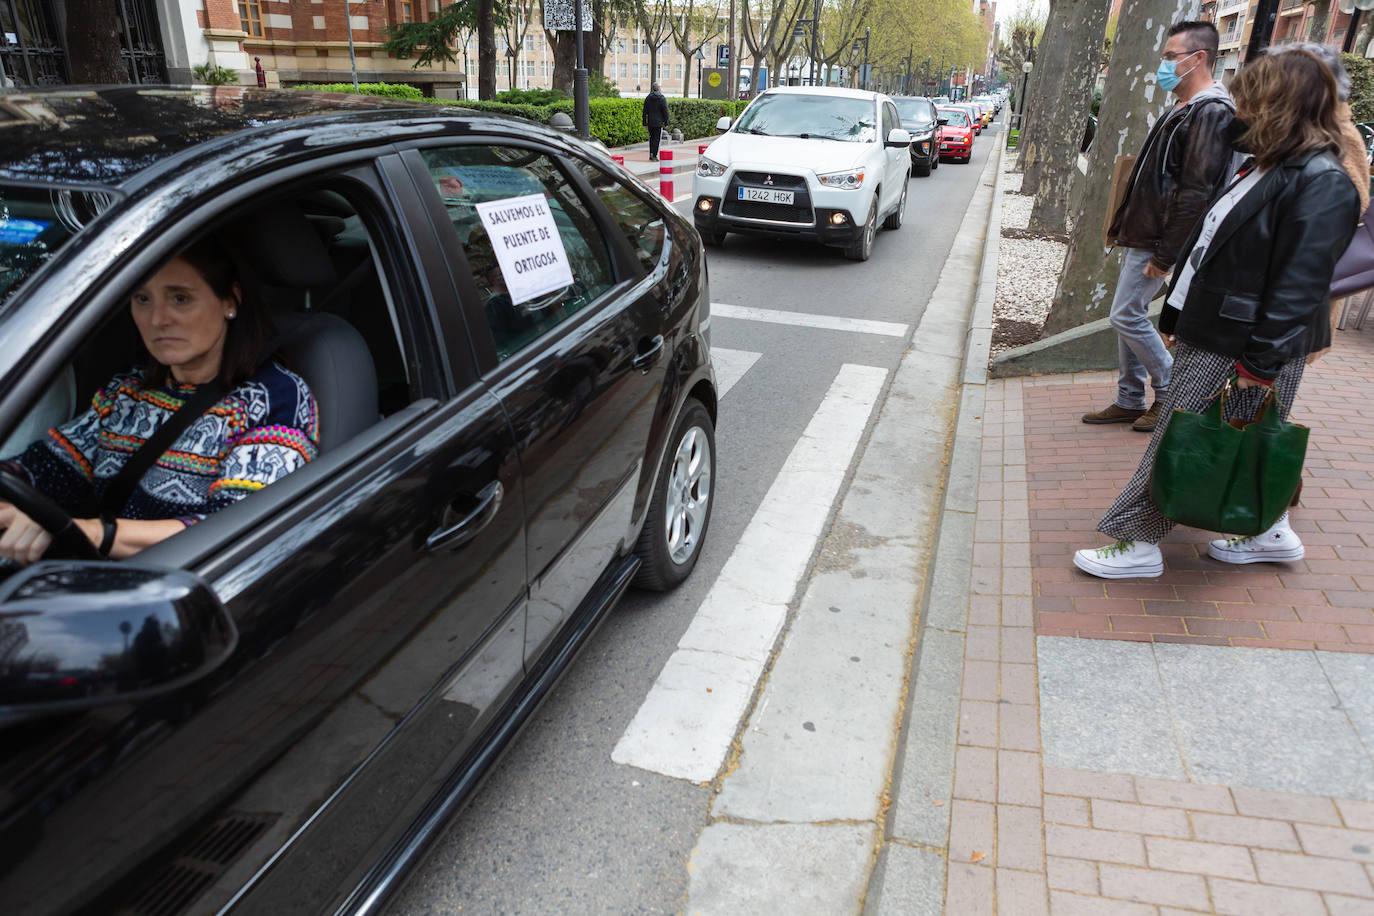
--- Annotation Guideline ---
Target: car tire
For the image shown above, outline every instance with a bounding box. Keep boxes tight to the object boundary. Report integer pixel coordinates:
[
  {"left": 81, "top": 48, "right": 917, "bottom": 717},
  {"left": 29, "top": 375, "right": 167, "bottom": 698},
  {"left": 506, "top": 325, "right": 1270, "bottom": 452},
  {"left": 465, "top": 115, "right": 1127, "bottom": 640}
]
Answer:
[
  {"left": 883, "top": 178, "right": 907, "bottom": 230},
  {"left": 932, "top": 155, "right": 939, "bottom": 170},
  {"left": 844, "top": 198, "right": 877, "bottom": 261},
  {"left": 701, "top": 229, "right": 727, "bottom": 246},
  {"left": 633, "top": 398, "right": 715, "bottom": 591},
  {"left": 913, "top": 158, "right": 932, "bottom": 177}
]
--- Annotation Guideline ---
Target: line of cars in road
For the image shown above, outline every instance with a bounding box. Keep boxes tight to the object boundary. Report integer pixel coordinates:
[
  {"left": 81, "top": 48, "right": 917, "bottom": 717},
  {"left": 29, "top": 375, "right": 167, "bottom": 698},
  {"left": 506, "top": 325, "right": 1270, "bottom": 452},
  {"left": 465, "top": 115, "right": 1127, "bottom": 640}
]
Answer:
[{"left": 691, "top": 86, "right": 1004, "bottom": 260}]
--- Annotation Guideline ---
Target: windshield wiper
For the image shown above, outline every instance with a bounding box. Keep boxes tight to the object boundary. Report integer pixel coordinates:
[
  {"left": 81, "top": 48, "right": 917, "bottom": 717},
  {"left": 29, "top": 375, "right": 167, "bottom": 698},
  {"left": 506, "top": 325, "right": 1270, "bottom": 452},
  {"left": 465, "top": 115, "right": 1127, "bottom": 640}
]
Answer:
[
  {"left": 740, "top": 127, "right": 771, "bottom": 135},
  {"left": 776, "top": 132, "right": 848, "bottom": 141}
]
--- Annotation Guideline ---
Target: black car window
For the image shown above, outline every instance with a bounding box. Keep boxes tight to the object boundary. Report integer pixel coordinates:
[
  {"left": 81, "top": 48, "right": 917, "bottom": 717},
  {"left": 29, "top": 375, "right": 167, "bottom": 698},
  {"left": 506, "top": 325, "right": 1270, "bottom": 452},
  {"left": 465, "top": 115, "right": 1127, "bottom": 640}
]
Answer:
[
  {"left": 893, "top": 98, "right": 934, "bottom": 124},
  {"left": 418, "top": 146, "right": 615, "bottom": 362},
  {"left": 577, "top": 162, "right": 667, "bottom": 274}
]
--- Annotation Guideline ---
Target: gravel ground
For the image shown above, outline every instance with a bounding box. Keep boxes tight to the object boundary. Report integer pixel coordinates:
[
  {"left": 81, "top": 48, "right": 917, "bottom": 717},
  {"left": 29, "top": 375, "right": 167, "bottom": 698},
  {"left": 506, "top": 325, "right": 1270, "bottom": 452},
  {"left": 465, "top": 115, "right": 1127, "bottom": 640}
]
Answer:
[{"left": 991, "top": 163, "right": 1068, "bottom": 357}]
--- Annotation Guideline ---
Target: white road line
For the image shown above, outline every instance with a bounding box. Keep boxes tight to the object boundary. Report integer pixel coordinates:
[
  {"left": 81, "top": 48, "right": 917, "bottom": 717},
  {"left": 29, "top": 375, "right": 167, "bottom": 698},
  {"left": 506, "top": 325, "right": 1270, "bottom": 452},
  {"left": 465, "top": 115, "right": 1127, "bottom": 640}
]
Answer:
[
  {"left": 711, "top": 303, "right": 910, "bottom": 338},
  {"left": 712, "top": 347, "right": 762, "bottom": 399},
  {"left": 612, "top": 363, "right": 889, "bottom": 783}
]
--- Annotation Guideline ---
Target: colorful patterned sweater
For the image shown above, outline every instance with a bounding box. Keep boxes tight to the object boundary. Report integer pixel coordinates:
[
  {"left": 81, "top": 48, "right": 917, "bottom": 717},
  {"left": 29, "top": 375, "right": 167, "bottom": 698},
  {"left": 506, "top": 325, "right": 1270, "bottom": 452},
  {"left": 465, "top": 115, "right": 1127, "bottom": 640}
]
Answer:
[{"left": 2, "top": 363, "right": 319, "bottom": 525}]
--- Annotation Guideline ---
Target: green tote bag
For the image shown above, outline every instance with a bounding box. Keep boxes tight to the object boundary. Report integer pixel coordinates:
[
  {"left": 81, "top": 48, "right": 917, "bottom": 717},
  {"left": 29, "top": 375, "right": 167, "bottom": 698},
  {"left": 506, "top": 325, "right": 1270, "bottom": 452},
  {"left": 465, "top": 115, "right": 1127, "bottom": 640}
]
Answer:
[{"left": 1149, "top": 382, "right": 1308, "bottom": 537}]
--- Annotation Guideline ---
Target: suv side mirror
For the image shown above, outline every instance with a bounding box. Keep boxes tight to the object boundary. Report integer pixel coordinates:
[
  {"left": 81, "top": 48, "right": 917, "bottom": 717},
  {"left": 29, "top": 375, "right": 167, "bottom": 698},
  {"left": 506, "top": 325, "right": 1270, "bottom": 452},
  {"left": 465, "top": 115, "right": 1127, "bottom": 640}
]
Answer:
[
  {"left": 0, "top": 562, "right": 237, "bottom": 725},
  {"left": 716, "top": 116, "right": 732, "bottom": 132},
  {"left": 886, "top": 128, "right": 912, "bottom": 148}
]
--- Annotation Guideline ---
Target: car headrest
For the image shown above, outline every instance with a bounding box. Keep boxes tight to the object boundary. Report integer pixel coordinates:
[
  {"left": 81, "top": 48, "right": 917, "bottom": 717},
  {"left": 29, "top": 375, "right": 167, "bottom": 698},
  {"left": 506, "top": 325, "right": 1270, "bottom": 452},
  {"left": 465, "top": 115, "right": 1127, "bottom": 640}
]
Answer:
[
  {"left": 235, "top": 201, "right": 337, "bottom": 290},
  {"left": 274, "top": 312, "right": 379, "bottom": 452}
]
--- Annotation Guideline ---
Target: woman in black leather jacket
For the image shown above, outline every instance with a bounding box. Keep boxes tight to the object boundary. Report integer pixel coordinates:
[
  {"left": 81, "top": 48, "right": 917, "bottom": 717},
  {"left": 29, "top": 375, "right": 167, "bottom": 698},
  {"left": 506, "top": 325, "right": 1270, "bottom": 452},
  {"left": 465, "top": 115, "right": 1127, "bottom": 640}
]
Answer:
[{"left": 1075, "top": 50, "right": 1361, "bottom": 579}]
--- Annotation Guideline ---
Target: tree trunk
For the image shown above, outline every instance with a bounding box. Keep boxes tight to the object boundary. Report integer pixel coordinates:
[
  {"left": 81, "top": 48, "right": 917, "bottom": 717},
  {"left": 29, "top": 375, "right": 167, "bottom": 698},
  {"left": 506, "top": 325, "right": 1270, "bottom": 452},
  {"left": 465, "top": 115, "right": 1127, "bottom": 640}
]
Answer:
[
  {"left": 683, "top": 51, "right": 693, "bottom": 97},
  {"left": 1041, "top": 0, "right": 1200, "bottom": 337},
  {"left": 1017, "top": 0, "right": 1071, "bottom": 182},
  {"left": 478, "top": 0, "right": 497, "bottom": 99},
  {"left": 649, "top": 44, "right": 659, "bottom": 89},
  {"left": 552, "top": 32, "right": 576, "bottom": 94},
  {"left": 65, "top": 0, "right": 126, "bottom": 83},
  {"left": 1027, "top": 0, "right": 1111, "bottom": 235}
]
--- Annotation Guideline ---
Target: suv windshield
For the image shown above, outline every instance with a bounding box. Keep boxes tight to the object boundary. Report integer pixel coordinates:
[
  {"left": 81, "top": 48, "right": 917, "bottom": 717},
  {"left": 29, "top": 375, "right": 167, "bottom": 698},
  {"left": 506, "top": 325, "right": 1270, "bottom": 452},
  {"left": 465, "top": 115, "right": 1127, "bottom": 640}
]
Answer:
[
  {"left": 1, "top": 184, "right": 115, "bottom": 307},
  {"left": 893, "top": 98, "right": 935, "bottom": 123},
  {"left": 734, "top": 93, "right": 877, "bottom": 142}
]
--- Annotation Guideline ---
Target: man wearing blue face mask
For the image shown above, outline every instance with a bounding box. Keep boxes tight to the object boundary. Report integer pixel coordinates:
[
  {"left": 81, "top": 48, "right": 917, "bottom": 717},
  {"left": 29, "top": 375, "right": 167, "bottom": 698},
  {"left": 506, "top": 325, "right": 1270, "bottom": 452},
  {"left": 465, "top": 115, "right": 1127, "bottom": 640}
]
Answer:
[{"left": 1089, "top": 20, "right": 1237, "bottom": 432}]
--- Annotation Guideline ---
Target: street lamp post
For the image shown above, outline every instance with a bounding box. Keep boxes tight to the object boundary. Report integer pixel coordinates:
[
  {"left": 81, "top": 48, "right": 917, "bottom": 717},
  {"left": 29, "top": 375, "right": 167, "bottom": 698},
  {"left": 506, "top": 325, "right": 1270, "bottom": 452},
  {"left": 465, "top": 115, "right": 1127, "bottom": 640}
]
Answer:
[
  {"left": 1018, "top": 59, "right": 1033, "bottom": 133},
  {"left": 852, "top": 29, "right": 869, "bottom": 91},
  {"left": 573, "top": 0, "right": 589, "bottom": 139},
  {"left": 344, "top": 0, "right": 362, "bottom": 93},
  {"left": 810, "top": 0, "right": 820, "bottom": 85}
]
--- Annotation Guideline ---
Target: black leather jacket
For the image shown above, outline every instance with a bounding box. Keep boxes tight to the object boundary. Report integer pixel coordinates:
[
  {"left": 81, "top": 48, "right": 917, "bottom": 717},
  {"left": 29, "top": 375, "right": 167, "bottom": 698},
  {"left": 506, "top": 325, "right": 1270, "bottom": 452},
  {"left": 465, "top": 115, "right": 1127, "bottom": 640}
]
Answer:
[
  {"left": 1159, "top": 149, "right": 1360, "bottom": 380},
  {"left": 1108, "top": 93, "right": 1236, "bottom": 272}
]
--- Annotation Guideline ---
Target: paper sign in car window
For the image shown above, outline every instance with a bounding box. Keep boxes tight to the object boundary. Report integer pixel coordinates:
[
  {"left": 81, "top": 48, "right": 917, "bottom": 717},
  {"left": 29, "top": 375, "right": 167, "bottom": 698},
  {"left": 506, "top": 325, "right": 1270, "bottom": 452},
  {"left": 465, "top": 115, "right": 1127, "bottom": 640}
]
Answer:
[
  {"left": 475, "top": 193, "right": 575, "bottom": 306},
  {"left": 434, "top": 165, "right": 545, "bottom": 202}
]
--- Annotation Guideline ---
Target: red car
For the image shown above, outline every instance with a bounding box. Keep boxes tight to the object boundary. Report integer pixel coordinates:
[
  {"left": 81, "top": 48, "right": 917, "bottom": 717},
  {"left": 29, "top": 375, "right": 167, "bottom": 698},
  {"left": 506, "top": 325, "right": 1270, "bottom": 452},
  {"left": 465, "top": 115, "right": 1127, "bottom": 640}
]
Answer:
[{"left": 937, "top": 106, "right": 974, "bottom": 163}]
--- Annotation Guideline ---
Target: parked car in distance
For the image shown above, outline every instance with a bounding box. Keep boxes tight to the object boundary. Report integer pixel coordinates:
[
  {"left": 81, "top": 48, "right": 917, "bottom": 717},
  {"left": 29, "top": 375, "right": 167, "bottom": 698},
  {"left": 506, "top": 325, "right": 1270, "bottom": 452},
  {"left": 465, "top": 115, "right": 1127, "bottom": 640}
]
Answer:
[
  {"left": 892, "top": 95, "right": 942, "bottom": 177},
  {"left": 694, "top": 86, "right": 912, "bottom": 261},
  {"left": 0, "top": 85, "right": 718, "bottom": 916},
  {"left": 937, "top": 106, "right": 975, "bottom": 163}
]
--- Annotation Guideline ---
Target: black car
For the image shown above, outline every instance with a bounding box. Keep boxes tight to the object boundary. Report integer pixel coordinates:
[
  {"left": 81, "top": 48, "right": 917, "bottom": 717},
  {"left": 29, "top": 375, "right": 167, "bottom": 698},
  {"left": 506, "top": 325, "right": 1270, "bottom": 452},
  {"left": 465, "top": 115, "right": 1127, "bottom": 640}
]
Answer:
[
  {"left": 0, "top": 87, "right": 717, "bottom": 915},
  {"left": 893, "top": 96, "right": 943, "bottom": 177}
]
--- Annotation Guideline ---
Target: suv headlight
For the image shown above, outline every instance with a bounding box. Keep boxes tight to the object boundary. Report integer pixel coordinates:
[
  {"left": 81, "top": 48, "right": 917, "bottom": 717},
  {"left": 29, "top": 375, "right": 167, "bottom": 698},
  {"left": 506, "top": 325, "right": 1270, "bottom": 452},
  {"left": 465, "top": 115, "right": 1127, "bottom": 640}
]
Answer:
[
  {"left": 697, "top": 157, "right": 726, "bottom": 178},
  {"left": 913, "top": 130, "right": 934, "bottom": 143},
  {"left": 816, "top": 168, "right": 865, "bottom": 189}
]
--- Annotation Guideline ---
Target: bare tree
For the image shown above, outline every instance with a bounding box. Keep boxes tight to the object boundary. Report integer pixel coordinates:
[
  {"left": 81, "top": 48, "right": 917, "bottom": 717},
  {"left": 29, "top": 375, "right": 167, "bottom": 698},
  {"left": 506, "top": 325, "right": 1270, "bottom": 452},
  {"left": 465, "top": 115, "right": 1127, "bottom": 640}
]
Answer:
[
  {"left": 741, "top": 0, "right": 806, "bottom": 89},
  {"left": 1042, "top": 0, "right": 1200, "bottom": 337},
  {"left": 635, "top": 0, "right": 676, "bottom": 93},
  {"left": 671, "top": 0, "right": 728, "bottom": 97},
  {"left": 816, "top": 0, "right": 871, "bottom": 86},
  {"left": 1026, "top": 0, "right": 1111, "bottom": 234},
  {"left": 500, "top": 0, "right": 537, "bottom": 90}
]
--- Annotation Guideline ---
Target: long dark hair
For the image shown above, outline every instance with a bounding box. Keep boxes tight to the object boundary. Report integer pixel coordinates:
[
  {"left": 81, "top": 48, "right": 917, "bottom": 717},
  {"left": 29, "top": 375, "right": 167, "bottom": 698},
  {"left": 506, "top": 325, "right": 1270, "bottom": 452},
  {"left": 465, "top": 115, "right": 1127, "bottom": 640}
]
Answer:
[
  {"left": 1232, "top": 50, "right": 1346, "bottom": 171},
  {"left": 141, "top": 234, "right": 274, "bottom": 390}
]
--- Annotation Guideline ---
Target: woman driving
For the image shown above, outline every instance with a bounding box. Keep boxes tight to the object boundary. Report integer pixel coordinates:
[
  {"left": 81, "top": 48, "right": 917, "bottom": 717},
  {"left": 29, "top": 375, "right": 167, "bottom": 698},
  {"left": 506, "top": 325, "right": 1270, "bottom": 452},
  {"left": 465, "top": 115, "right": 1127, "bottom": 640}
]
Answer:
[{"left": 0, "top": 235, "right": 319, "bottom": 565}]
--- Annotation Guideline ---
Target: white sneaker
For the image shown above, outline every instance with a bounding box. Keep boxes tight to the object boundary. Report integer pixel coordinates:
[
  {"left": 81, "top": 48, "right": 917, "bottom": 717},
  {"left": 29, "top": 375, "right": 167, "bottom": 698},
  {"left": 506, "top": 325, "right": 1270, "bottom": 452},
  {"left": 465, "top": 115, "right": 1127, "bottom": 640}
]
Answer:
[
  {"left": 1208, "top": 513, "right": 1305, "bottom": 564},
  {"left": 1073, "top": 540, "right": 1164, "bottom": 579}
]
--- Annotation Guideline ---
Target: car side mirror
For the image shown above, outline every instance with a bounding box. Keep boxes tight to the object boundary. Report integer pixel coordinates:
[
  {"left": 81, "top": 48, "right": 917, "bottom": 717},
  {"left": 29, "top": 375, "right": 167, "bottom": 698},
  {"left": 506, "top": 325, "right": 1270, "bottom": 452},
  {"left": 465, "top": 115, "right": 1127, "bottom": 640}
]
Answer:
[
  {"left": 0, "top": 562, "right": 237, "bottom": 725},
  {"left": 716, "top": 116, "right": 732, "bottom": 132},
  {"left": 937, "top": 117, "right": 949, "bottom": 126},
  {"left": 886, "top": 128, "right": 912, "bottom": 148}
]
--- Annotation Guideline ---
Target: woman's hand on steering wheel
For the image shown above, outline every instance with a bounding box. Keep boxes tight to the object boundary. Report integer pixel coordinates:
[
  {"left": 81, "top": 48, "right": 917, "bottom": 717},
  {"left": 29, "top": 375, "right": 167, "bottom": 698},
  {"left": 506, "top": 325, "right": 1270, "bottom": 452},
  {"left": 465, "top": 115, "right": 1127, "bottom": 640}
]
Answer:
[{"left": 0, "top": 502, "right": 103, "bottom": 565}]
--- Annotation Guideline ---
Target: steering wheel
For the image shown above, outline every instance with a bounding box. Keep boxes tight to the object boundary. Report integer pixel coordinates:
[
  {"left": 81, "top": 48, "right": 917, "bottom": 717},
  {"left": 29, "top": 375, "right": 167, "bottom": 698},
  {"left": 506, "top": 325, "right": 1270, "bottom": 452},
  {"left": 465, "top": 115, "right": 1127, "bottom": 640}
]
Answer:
[{"left": 0, "top": 465, "right": 101, "bottom": 560}]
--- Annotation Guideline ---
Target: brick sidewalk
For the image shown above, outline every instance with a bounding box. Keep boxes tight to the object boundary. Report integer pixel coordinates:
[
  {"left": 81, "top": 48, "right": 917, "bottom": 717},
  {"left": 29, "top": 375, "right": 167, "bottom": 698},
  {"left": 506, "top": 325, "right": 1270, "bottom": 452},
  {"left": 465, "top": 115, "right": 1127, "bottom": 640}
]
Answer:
[
  {"left": 1029, "top": 322, "right": 1374, "bottom": 650},
  {"left": 940, "top": 320, "right": 1374, "bottom": 914}
]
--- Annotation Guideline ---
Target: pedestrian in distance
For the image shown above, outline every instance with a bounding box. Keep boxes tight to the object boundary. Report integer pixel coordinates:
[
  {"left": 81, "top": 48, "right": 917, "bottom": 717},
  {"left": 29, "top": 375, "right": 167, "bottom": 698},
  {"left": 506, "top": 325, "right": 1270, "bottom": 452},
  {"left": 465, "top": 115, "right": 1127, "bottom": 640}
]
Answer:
[
  {"left": 1088, "top": 21, "right": 1237, "bottom": 433},
  {"left": 1074, "top": 49, "right": 1361, "bottom": 579},
  {"left": 643, "top": 82, "right": 670, "bottom": 161}
]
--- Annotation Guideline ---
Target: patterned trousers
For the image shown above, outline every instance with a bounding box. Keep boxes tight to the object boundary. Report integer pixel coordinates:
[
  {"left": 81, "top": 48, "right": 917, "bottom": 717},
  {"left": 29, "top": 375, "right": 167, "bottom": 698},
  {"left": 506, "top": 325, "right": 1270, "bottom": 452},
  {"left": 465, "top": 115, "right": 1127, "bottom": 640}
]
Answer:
[{"left": 1097, "top": 343, "right": 1305, "bottom": 543}]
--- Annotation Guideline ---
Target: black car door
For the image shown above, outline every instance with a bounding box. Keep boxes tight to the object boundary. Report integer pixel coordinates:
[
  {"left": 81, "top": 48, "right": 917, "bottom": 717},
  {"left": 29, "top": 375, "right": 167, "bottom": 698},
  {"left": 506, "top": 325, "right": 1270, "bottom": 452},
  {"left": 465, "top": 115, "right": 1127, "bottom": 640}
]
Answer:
[
  {"left": 0, "top": 155, "right": 528, "bottom": 915},
  {"left": 400, "top": 141, "right": 670, "bottom": 667}
]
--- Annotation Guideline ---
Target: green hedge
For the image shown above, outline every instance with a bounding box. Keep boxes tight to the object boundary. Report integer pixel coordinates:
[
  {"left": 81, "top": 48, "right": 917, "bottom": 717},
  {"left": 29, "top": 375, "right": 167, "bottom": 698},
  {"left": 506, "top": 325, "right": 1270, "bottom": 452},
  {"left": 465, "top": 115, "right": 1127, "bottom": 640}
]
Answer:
[
  {"left": 292, "top": 81, "right": 425, "bottom": 100},
  {"left": 293, "top": 84, "right": 751, "bottom": 148},
  {"left": 495, "top": 88, "right": 568, "bottom": 105},
  {"left": 1344, "top": 53, "right": 1374, "bottom": 124}
]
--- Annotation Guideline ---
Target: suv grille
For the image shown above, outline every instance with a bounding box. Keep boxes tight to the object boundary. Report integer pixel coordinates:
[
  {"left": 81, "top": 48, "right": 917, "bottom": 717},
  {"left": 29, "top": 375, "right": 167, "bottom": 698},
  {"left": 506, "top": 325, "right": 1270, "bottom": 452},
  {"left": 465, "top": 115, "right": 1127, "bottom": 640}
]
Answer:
[{"left": 722, "top": 171, "right": 814, "bottom": 225}]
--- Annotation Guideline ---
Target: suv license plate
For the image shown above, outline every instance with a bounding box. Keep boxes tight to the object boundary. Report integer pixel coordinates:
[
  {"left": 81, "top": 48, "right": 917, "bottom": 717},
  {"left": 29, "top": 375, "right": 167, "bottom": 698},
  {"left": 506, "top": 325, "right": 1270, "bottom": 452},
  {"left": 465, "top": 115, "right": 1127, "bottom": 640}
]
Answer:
[{"left": 738, "top": 187, "right": 795, "bottom": 205}]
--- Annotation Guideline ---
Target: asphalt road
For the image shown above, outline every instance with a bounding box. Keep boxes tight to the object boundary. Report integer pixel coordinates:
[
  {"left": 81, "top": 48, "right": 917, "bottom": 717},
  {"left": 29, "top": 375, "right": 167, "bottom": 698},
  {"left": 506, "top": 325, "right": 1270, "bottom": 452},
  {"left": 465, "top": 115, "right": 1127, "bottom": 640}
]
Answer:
[{"left": 393, "top": 121, "right": 1003, "bottom": 915}]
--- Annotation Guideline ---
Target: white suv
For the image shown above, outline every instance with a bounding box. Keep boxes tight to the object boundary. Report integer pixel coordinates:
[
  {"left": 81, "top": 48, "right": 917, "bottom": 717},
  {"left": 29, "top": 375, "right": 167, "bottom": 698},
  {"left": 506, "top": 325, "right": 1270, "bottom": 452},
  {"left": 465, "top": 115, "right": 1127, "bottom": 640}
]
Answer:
[{"left": 692, "top": 86, "right": 912, "bottom": 261}]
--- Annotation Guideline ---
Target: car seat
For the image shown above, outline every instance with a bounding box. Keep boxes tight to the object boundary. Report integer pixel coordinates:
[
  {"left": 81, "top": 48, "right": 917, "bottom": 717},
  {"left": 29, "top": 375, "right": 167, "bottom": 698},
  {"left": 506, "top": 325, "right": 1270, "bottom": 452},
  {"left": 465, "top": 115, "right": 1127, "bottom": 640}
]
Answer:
[{"left": 234, "top": 200, "right": 379, "bottom": 452}]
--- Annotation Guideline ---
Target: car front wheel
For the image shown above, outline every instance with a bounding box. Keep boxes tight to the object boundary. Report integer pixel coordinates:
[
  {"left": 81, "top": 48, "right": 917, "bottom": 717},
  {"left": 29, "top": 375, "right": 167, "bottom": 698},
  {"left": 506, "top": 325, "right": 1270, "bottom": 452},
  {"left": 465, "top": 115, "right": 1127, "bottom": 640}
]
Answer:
[
  {"left": 634, "top": 398, "right": 715, "bottom": 591},
  {"left": 844, "top": 198, "right": 877, "bottom": 261}
]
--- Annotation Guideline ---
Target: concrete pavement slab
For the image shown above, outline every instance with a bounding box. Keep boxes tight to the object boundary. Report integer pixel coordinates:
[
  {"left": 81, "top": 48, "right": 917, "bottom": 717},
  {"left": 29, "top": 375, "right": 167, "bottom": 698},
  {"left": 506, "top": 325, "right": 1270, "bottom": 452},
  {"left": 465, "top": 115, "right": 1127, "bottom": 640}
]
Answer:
[
  {"left": 685, "top": 822, "right": 876, "bottom": 915},
  {"left": 1154, "top": 644, "right": 1374, "bottom": 798},
  {"left": 862, "top": 844, "right": 946, "bottom": 916},
  {"left": 1317, "top": 651, "right": 1374, "bottom": 762},
  {"left": 1037, "top": 636, "right": 1186, "bottom": 779}
]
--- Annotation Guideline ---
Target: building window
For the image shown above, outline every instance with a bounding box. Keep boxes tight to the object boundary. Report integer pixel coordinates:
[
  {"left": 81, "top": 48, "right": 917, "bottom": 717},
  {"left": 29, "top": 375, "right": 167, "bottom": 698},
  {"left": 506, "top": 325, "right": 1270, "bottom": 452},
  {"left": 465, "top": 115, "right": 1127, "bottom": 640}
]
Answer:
[
  {"left": 632, "top": 37, "right": 639, "bottom": 53},
  {"left": 238, "top": 0, "right": 263, "bottom": 37},
  {"left": 620, "top": 62, "right": 627, "bottom": 76},
  {"left": 525, "top": 34, "right": 535, "bottom": 51},
  {"left": 401, "top": 1, "right": 413, "bottom": 23},
  {"left": 618, "top": 38, "right": 626, "bottom": 52}
]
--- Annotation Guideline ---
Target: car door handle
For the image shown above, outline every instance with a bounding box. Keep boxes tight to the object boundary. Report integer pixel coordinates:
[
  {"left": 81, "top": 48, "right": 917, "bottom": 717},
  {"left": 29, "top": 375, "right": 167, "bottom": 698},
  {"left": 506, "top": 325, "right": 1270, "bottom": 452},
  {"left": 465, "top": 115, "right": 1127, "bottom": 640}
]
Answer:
[
  {"left": 424, "top": 480, "right": 503, "bottom": 552},
  {"left": 633, "top": 335, "right": 664, "bottom": 373}
]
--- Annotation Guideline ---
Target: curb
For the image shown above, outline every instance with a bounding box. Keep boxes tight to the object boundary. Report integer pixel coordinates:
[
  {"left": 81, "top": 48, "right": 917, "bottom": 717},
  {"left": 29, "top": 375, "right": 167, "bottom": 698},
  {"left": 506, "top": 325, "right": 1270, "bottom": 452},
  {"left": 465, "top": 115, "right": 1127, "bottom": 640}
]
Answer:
[{"left": 864, "top": 137, "right": 1006, "bottom": 915}]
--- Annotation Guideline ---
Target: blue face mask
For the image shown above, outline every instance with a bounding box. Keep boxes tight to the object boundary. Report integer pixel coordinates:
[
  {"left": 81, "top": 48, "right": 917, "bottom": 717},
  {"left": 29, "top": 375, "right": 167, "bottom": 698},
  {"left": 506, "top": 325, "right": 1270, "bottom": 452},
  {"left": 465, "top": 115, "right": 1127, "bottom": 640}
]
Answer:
[{"left": 1156, "top": 54, "right": 1197, "bottom": 92}]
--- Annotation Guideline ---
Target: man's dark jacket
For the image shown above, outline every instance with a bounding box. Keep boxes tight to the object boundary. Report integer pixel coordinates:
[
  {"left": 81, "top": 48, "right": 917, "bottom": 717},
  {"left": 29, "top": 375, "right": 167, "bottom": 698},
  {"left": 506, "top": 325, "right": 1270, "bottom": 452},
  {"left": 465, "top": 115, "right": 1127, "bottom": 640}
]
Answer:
[
  {"left": 643, "top": 91, "right": 669, "bottom": 127},
  {"left": 1160, "top": 149, "right": 1360, "bottom": 380},
  {"left": 1108, "top": 91, "right": 1236, "bottom": 273}
]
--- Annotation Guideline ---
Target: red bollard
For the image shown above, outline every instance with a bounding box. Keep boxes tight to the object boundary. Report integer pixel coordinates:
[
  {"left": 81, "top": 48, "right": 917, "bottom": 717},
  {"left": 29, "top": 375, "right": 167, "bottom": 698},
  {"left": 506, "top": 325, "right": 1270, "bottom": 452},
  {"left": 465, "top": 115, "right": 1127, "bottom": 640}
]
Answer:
[
  {"left": 659, "top": 149, "right": 674, "bottom": 200},
  {"left": 699, "top": 144, "right": 709, "bottom": 155},
  {"left": 612, "top": 154, "right": 625, "bottom": 167}
]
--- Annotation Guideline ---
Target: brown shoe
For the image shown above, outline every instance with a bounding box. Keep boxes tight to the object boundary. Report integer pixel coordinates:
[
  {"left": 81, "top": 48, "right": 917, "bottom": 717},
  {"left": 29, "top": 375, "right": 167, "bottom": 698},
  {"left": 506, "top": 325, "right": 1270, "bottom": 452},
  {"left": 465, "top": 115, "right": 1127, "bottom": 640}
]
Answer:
[
  {"left": 1081, "top": 403, "right": 1146, "bottom": 424},
  {"left": 1131, "top": 402, "right": 1163, "bottom": 432}
]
